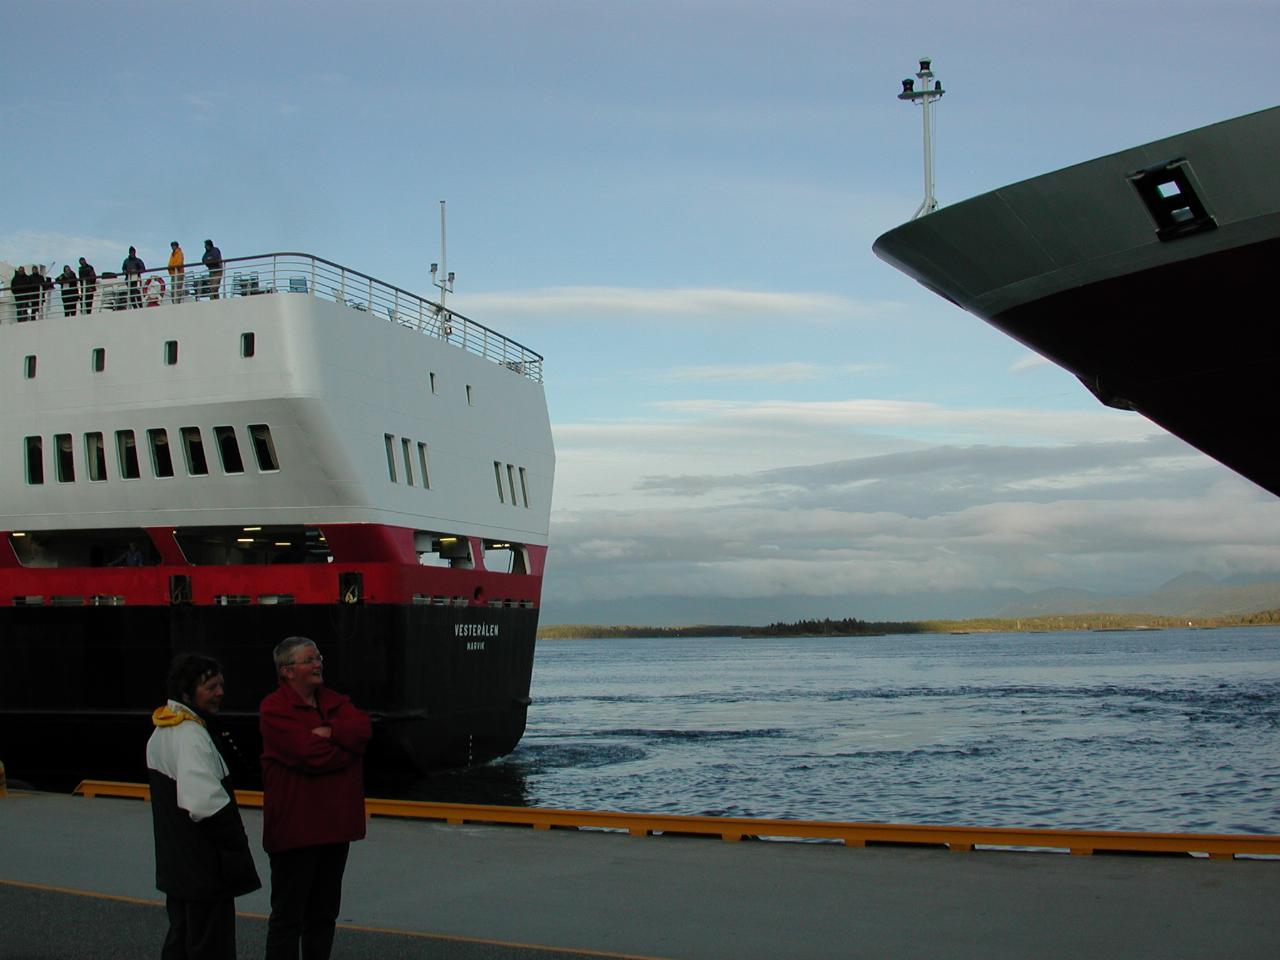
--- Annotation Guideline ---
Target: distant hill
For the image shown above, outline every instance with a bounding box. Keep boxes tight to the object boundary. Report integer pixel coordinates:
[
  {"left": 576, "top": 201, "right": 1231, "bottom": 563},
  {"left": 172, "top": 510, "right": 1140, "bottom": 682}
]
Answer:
[
  {"left": 541, "top": 572, "right": 1280, "bottom": 627},
  {"left": 996, "top": 575, "right": 1280, "bottom": 619}
]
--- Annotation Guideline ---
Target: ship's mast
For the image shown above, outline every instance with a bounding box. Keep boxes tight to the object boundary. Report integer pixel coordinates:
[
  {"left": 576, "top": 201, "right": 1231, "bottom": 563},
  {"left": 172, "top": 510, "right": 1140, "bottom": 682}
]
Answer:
[
  {"left": 897, "top": 57, "right": 945, "bottom": 219},
  {"left": 430, "top": 199, "right": 455, "bottom": 315}
]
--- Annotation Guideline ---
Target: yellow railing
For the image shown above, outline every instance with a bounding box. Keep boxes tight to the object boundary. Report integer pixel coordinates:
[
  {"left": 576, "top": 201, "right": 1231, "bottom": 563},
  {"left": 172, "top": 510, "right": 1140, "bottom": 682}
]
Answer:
[{"left": 72, "top": 780, "right": 1280, "bottom": 861}]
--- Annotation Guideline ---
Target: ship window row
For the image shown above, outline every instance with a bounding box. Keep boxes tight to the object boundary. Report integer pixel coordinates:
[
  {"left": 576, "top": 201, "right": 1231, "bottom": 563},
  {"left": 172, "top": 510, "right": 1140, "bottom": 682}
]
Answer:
[
  {"left": 493, "top": 461, "right": 531, "bottom": 508},
  {"left": 383, "top": 434, "right": 431, "bottom": 489},
  {"left": 20, "top": 332, "right": 257, "bottom": 379},
  {"left": 410, "top": 531, "right": 529, "bottom": 575},
  {"left": 7, "top": 525, "right": 332, "bottom": 569},
  {"left": 24, "top": 424, "right": 279, "bottom": 485},
  {"left": 6, "top": 526, "right": 531, "bottom": 578}
]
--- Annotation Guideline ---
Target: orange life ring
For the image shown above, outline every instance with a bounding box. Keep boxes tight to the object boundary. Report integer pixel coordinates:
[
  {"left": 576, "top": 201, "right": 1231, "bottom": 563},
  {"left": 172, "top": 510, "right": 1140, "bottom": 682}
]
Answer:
[{"left": 143, "top": 275, "right": 167, "bottom": 307}]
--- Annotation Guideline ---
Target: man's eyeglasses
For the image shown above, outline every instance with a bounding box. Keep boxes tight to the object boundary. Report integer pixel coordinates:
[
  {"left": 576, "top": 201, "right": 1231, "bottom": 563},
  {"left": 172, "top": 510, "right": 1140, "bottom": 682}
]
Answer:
[{"left": 289, "top": 654, "right": 324, "bottom": 666}]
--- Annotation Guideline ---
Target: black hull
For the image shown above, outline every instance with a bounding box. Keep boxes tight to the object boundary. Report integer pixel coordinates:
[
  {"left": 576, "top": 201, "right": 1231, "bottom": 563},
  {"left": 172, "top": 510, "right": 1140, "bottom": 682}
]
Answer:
[
  {"left": 874, "top": 106, "right": 1280, "bottom": 498},
  {"left": 989, "top": 235, "right": 1280, "bottom": 498},
  {"left": 0, "top": 603, "right": 537, "bottom": 790}
]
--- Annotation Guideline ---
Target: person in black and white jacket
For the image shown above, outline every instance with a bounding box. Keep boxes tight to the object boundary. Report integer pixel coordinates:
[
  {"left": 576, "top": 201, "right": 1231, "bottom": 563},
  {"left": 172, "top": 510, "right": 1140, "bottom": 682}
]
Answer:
[{"left": 146, "top": 653, "right": 261, "bottom": 960}]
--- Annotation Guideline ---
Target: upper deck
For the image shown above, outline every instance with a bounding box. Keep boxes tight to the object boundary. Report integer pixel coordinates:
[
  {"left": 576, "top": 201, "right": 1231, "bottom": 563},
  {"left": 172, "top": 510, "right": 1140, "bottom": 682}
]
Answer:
[
  {"left": 0, "top": 253, "right": 555, "bottom": 540},
  {"left": 2, "top": 252, "right": 544, "bottom": 382}
]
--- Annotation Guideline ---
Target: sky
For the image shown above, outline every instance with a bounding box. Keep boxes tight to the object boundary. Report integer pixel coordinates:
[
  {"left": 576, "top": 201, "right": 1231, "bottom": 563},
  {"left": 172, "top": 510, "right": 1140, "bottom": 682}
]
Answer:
[{"left": 4, "top": 0, "right": 1280, "bottom": 624}]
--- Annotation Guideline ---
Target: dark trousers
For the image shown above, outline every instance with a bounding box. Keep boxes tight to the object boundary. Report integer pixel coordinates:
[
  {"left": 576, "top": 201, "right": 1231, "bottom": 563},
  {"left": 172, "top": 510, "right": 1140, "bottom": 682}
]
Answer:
[
  {"left": 162, "top": 895, "right": 236, "bottom": 960},
  {"left": 265, "top": 842, "right": 350, "bottom": 960}
]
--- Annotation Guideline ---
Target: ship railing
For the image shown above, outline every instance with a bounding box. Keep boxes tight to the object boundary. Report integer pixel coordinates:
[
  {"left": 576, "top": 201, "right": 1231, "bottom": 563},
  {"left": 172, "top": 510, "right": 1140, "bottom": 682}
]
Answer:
[{"left": 0, "top": 252, "right": 544, "bottom": 383}]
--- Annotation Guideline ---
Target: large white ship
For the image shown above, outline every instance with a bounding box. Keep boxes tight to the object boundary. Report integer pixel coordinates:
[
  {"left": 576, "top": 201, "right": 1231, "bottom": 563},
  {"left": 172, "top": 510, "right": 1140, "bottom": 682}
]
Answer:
[
  {"left": 875, "top": 105, "right": 1280, "bottom": 498},
  {"left": 0, "top": 252, "right": 554, "bottom": 786}
]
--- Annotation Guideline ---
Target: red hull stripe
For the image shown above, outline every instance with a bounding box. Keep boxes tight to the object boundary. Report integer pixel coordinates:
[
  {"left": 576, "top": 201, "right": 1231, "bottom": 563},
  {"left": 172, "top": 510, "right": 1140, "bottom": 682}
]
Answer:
[{"left": 0, "top": 524, "right": 546, "bottom": 609}]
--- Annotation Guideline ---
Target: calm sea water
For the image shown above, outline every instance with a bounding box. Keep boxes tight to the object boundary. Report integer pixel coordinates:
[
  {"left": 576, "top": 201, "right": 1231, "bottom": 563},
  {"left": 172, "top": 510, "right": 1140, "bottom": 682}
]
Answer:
[{"left": 409, "top": 628, "right": 1280, "bottom": 834}]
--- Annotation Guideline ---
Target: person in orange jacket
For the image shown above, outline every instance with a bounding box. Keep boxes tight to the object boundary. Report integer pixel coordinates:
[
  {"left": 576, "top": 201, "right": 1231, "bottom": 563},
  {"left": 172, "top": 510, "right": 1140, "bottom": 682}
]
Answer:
[{"left": 168, "top": 241, "right": 185, "bottom": 303}]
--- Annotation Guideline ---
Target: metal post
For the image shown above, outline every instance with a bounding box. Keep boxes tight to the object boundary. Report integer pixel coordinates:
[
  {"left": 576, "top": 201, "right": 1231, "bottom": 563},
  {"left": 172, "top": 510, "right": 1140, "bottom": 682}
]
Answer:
[
  {"left": 897, "top": 57, "right": 945, "bottom": 219},
  {"left": 438, "top": 200, "right": 448, "bottom": 315},
  {"left": 431, "top": 200, "right": 456, "bottom": 330}
]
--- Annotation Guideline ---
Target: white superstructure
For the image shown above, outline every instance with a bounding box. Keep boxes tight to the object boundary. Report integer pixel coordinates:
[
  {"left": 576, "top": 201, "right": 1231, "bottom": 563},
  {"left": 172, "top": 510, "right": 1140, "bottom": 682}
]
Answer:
[{"left": 2, "top": 253, "right": 554, "bottom": 545}]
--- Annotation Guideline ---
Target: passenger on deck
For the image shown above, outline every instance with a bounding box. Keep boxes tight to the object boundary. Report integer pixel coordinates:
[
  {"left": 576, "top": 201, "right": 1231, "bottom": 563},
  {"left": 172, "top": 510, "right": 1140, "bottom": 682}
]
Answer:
[
  {"left": 9, "top": 266, "right": 36, "bottom": 322},
  {"left": 259, "top": 636, "right": 370, "bottom": 960},
  {"left": 122, "top": 246, "right": 145, "bottom": 309},
  {"left": 56, "top": 265, "right": 78, "bottom": 316},
  {"left": 146, "top": 653, "right": 261, "bottom": 960},
  {"left": 202, "top": 240, "right": 223, "bottom": 300},
  {"left": 78, "top": 257, "right": 97, "bottom": 313},
  {"left": 168, "top": 241, "right": 185, "bottom": 303}
]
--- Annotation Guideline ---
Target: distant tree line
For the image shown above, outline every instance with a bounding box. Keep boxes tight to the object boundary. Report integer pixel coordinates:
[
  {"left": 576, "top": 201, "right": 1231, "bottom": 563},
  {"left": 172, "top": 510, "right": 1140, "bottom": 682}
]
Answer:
[
  {"left": 539, "top": 618, "right": 923, "bottom": 639},
  {"left": 538, "top": 609, "right": 1280, "bottom": 640}
]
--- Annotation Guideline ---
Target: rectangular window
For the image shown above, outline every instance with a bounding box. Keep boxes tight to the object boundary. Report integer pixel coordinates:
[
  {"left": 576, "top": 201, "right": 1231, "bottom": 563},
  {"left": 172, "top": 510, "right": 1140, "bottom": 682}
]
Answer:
[
  {"left": 86, "top": 432, "right": 107, "bottom": 481},
  {"left": 429, "top": 372, "right": 438, "bottom": 395},
  {"left": 466, "top": 384, "right": 475, "bottom": 406},
  {"left": 418, "top": 442, "right": 430, "bottom": 489},
  {"left": 507, "top": 463, "right": 517, "bottom": 506},
  {"left": 148, "top": 428, "right": 174, "bottom": 478},
  {"left": 384, "top": 434, "right": 397, "bottom": 482},
  {"left": 248, "top": 424, "right": 279, "bottom": 471},
  {"left": 493, "top": 461, "right": 505, "bottom": 503},
  {"left": 116, "top": 430, "right": 140, "bottom": 479},
  {"left": 401, "top": 438, "right": 414, "bottom": 486},
  {"left": 240, "top": 332, "right": 256, "bottom": 358},
  {"left": 55, "top": 434, "right": 75, "bottom": 482},
  {"left": 24, "top": 355, "right": 36, "bottom": 379},
  {"left": 181, "top": 427, "right": 209, "bottom": 476},
  {"left": 519, "top": 466, "right": 530, "bottom": 507},
  {"left": 164, "top": 340, "right": 178, "bottom": 365},
  {"left": 213, "top": 426, "right": 244, "bottom": 474},
  {"left": 25, "top": 436, "right": 44, "bottom": 485},
  {"left": 92, "top": 348, "right": 105, "bottom": 373}
]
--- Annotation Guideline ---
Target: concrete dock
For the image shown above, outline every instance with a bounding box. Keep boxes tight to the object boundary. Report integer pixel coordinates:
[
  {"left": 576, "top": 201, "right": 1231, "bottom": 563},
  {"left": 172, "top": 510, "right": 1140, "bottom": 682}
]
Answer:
[{"left": 2, "top": 789, "right": 1278, "bottom": 959}]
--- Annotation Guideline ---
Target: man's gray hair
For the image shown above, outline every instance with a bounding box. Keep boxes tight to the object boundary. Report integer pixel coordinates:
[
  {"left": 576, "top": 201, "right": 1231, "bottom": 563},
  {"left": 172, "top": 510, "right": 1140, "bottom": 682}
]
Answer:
[{"left": 273, "top": 635, "right": 317, "bottom": 671}]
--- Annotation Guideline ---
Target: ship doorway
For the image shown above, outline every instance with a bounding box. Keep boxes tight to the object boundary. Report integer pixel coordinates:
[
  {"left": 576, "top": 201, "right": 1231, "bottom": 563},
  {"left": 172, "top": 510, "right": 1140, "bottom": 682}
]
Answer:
[
  {"left": 414, "top": 531, "right": 474, "bottom": 569},
  {"left": 481, "top": 540, "right": 528, "bottom": 575}
]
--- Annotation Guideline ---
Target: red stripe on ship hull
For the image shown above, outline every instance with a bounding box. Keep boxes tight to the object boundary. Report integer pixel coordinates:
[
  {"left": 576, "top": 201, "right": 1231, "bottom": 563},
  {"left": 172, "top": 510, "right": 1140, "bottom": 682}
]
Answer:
[{"left": 0, "top": 524, "right": 545, "bottom": 608}]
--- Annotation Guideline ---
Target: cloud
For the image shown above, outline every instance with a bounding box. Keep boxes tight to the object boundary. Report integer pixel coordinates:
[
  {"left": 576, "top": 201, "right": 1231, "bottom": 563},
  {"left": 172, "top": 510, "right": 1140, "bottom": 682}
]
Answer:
[
  {"left": 549, "top": 394, "right": 1178, "bottom": 523},
  {"left": 457, "top": 286, "right": 890, "bottom": 323},
  {"left": 1011, "top": 352, "right": 1052, "bottom": 372},
  {"left": 655, "top": 362, "right": 882, "bottom": 383},
  {"left": 632, "top": 435, "right": 1204, "bottom": 503},
  {"left": 637, "top": 397, "right": 1160, "bottom": 445},
  {"left": 0, "top": 231, "right": 124, "bottom": 269},
  {"left": 543, "top": 394, "right": 1280, "bottom": 620},
  {"left": 545, "top": 451, "right": 1280, "bottom": 612}
]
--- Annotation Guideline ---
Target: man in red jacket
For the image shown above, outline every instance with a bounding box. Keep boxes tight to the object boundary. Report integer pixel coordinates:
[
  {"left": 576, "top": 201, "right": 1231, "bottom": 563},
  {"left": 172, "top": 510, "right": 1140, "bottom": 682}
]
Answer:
[{"left": 260, "top": 636, "right": 371, "bottom": 960}]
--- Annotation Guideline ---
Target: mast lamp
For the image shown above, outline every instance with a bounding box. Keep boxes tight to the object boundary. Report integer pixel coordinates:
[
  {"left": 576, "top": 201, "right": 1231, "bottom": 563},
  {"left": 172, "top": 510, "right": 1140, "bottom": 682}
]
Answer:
[{"left": 895, "top": 56, "right": 945, "bottom": 219}]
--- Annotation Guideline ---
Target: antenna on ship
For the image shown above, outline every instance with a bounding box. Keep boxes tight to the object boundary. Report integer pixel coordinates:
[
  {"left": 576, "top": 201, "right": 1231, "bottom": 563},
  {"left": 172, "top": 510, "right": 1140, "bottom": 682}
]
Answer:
[
  {"left": 429, "top": 199, "right": 455, "bottom": 318},
  {"left": 897, "top": 57, "right": 945, "bottom": 219}
]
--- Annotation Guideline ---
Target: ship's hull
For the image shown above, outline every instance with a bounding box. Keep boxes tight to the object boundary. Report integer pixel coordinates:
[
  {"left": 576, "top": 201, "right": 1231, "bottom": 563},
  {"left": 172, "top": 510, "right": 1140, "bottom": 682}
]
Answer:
[
  {"left": 0, "top": 600, "right": 536, "bottom": 790},
  {"left": 0, "top": 253, "right": 554, "bottom": 788},
  {"left": 874, "top": 106, "right": 1280, "bottom": 497}
]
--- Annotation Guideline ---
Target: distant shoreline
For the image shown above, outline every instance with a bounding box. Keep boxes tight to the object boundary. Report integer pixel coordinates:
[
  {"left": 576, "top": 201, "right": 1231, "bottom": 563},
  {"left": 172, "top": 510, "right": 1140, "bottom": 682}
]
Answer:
[{"left": 538, "top": 609, "right": 1280, "bottom": 640}]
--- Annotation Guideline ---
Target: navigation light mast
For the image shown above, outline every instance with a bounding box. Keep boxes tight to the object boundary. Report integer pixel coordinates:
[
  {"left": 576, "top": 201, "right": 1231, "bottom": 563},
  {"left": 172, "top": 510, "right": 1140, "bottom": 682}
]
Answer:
[
  {"left": 430, "top": 199, "right": 455, "bottom": 315},
  {"left": 897, "top": 57, "right": 945, "bottom": 219}
]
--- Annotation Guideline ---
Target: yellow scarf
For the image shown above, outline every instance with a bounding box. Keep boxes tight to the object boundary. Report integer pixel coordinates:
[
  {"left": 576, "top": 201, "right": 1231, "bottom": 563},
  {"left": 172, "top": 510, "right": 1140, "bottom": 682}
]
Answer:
[{"left": 152, "top": 703, "right": 205, "bottom": 728}]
